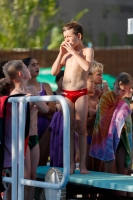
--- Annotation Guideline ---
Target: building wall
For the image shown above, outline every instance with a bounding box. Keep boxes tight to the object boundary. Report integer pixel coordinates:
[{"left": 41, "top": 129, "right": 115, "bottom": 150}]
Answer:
[
  {"left": 0, "top": 48, "right": 133, "bottom": 76},
  {"left": 57, "top": 0, "right": 133, "bottom": 47}
]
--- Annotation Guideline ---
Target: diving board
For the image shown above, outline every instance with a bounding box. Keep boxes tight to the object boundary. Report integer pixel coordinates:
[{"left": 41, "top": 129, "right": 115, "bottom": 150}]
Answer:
[{"left": 36, "top": 166, "right": 133, "bottom": 193}]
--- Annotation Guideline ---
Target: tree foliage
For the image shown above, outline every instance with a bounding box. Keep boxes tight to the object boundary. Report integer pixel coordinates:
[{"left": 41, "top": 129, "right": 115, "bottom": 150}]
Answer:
[{"left": 0, "top": 0, "right": 59, "bottom": 49}]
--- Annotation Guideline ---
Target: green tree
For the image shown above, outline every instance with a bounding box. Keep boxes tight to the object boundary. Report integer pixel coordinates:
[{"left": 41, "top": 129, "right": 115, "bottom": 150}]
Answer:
[{"left": 0, "top": 0, "right": 59, "bottom": 49}]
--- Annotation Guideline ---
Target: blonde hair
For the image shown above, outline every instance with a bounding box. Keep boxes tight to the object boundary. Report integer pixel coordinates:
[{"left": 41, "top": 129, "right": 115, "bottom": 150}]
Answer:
[
  {"left": 3, "top": 60, "right": 23, "bottom": 80},
  {"left": 89, "top": 60, "right": 103, "bottom": 75}
]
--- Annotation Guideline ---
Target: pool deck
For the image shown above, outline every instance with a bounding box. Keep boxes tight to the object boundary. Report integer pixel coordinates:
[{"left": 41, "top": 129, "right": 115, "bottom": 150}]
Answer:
[{"left": 36, "top": 166, "right": 133, "bottom": 193}]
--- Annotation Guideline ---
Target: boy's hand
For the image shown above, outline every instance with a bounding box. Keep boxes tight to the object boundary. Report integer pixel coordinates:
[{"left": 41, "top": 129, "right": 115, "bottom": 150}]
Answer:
[
  {"left": 63, "top": 42, "right": 75, "bottom": 54},
  {"left": 60, "top": 41, "right": 68, "bottom": 55},
  {"left": 102, "top": 80, "right": 109, "bottom": 92}
]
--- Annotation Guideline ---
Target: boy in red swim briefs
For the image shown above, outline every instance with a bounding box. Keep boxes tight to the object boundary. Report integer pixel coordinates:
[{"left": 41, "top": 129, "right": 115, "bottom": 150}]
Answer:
[{"left": 51, "top": 21, "right": 94, "bottom": 174}]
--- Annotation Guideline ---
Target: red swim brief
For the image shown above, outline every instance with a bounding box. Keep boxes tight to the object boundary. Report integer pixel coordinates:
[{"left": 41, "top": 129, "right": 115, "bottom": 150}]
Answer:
[{"left": 62, "top": 88, "right": 88, "bottom": 103}]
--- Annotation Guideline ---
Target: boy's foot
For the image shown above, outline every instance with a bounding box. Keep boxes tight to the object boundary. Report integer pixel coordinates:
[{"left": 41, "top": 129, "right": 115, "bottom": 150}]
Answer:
[
  {"left": 80, "top": 167, "right": 89, "bottom": 174},
  {"left": 70, "top": 169, "right": 75, "bottom": 174}
]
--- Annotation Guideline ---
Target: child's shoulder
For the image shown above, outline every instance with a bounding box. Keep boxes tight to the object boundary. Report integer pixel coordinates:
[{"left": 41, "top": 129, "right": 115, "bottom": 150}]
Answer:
[
  {"left": 27, "top": 86, "right": 37, "bottom": 95},
  {"left": 83, "top": 46, "right": 93, "bottom": 53},
  {"left": 10, "top": 89, "right": 20, "bottom": 95},
  {"left": 82, "top": 46, "right": 94, "bottom": 60}
]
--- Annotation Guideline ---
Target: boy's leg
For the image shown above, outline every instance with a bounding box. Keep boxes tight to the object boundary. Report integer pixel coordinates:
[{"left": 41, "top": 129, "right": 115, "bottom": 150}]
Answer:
[
  {"left": 105, "top": 145, "right": 126, "bottom": 196},
  {"left": 38, "top": 126, "right": 51, "bottom": 166},
  {"left": 116, "top": 145, "right": 126, "bottom": 174},
  {"left": 104, "top": 160, "right": 116, "bottom": 173},
  {"left": 75, "top": 95, "right": 88, "bottom": 174},
  {"left": 94, "top": 158, "right": 103, "bottom": 172},
  {"left": 65, "top": 98, "right": 75, "bottom": 174},
  {"left": 86, "top": 144, "right": 94, "bottom": 170},
  {"left": 115, "top": 144, "right": 127, "bottom": 196}
]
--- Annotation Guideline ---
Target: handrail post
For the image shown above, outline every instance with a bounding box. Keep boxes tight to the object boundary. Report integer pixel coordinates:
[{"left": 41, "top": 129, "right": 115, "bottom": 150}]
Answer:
[
  {"left": 7, "top": 95, "right": 70, "bottom": 200},
  {"left": 11, "top": 102, "right": 18, "bottom": 200},
  {"left": 18, "top": 102, "right": 25, "bottom": 200}
]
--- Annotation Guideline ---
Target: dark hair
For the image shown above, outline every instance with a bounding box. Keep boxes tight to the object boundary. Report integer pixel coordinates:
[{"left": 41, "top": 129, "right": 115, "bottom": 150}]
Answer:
[
  {"left": 116, "top": 72, "right": 133, "bottom": 86},
  {"left": 22, "top": 57, "right": 33, "bottom": 67},
  {"left": 0, "top": 77, "right": 14, "bottom": 96},
  {"left": 62, "top": 21, "right": 83, "bottom": 40},
  {"left": 0, "top": 61, "right": 8, "bottom": 79},
  {"left": 55, "top": 70, "right": 64, "bottom": 82}
]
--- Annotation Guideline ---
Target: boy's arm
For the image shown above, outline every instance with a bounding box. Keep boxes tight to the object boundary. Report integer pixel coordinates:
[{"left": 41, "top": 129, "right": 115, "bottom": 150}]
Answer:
[
  {"left": 51, "top": 41, "right": 67, "bottom": 76},
  {"left": 88, "top": 108, "right": 97, "bottom": 116},
  {"left": 63, "top": 43, "right": 94, "bottom": 72},
  {"left": 51, "top": 53, "right": 64, "bottom": 76}
]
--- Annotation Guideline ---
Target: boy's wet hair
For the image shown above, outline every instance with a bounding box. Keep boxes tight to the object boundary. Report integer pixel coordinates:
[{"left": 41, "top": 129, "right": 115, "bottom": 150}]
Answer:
[
  {"left": 62, "top": 21, "right": 83, "bottom": 40},
  {"left": 22, "top": 57, "right": 33, "bottom": 67},
  {"left": 3, "top": 60, "right": 24, "bottom": 80},
  {"left": 55, "top": 70, "right": 64, "bottom": 82},
  {"left": 89, "top": 60, "right": 103, "bottom": 75},
  {"left": 0, "top": 77, "right": 14, "bottom": 96},
  {"left": 116, "top": 72, "right": 133, "bottom": 86}
]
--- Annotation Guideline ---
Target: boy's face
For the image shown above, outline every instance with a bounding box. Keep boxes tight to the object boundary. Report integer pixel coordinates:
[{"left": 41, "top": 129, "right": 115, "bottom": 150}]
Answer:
[
  {"left": 21, "top": 64, "right": 31, "bottom": 80},
  {"left": 27, "top": 59, "right": 39, "bottom": 77},
  {"left": 114, "top": 83, "right": 133, "bottom": 99},
  {"left": 92, "top": 71, "right": 102, "bottom": 85},
  {"left": 87, "top": 75, "right": 95, "bottom": 94},
  {"left": 63, "top": 29, "right": 81, "bottom": 48}
]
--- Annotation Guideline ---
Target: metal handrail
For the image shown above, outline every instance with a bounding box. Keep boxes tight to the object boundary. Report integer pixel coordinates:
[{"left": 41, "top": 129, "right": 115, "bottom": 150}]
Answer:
[{"left": 3, "top": 95, "right": 70, "bottom": 200}]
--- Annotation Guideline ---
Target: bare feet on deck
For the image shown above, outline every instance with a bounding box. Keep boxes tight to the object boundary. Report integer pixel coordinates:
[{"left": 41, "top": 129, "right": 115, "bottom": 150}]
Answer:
[{"left": 80, "top": 166, "right": 89, "bottom": 174}]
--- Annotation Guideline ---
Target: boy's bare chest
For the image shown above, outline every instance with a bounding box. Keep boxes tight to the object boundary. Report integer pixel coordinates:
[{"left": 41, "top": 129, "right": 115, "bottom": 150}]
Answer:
[
  {"left": 65, "top": 54, "right": 76, "bottom": 65},
  {"left": 65, "top": 52, "right": 84, "bottom": 67}
]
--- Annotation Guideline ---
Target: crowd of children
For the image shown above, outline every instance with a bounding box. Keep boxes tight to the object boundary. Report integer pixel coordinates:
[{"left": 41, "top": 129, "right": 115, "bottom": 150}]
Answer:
[{"left": 0, "top": 20, "right": 133, "bottom": 199}]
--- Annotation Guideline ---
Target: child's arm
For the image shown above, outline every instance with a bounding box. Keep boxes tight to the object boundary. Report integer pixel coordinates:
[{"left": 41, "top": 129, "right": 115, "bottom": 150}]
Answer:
[
  {"left": 51, "top": 41, "right": 66, "bottom": 76},
  {"left": 87, "top": 103, "right": 97, "bottom": 126},
  {"left": 63, "top": 43, "right": 94, "bottom": 72},
  {"left": 130, "top": 102, "right": 133, "bottom": 111},
  {"left": 88, "top": 103, "right": 98, "bottom": 117},
  {"left": 88, "top": 108, "right": 97, "bottom": 116}
]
